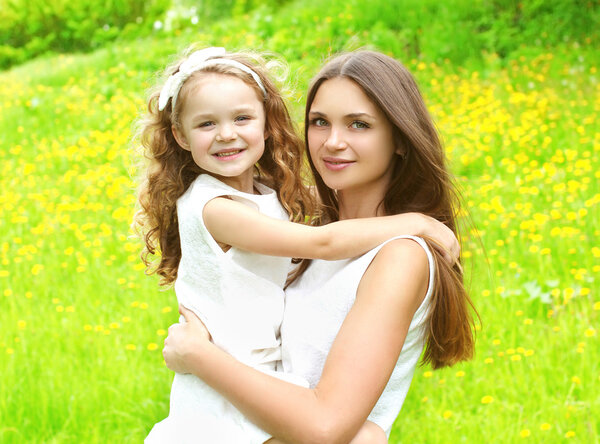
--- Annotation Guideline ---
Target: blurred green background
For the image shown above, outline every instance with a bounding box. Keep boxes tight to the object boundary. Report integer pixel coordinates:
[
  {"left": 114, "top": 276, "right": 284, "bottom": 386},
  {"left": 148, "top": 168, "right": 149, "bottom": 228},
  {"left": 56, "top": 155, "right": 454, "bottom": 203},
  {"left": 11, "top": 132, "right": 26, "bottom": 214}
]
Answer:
[{"left": 1, "top": 0, "right": 598, "bottom": 442}]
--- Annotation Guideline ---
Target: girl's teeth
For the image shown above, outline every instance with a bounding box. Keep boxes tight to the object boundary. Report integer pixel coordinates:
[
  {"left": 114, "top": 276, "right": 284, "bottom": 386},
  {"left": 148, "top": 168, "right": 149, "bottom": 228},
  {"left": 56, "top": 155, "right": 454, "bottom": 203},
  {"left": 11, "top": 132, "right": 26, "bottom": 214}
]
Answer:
[{"left": 216, "top": 150, "right": 241, "bottom": 157}]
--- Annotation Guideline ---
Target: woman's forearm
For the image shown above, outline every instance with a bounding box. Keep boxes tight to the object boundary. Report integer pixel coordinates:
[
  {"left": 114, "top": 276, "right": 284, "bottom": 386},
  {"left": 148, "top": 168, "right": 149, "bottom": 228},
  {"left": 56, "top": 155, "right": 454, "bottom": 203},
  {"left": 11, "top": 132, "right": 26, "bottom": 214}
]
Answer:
[{"left": 186, "top": 341, "right": 360, "bottom": 444}]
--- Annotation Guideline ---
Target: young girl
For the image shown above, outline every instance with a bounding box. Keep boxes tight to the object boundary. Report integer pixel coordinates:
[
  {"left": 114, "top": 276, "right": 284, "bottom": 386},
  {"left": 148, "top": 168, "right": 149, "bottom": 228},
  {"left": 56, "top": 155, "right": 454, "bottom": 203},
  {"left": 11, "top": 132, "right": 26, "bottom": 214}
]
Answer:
[
  {"left": 162, "top": 50, "right": 477, "bottom": 443},
  {"left": 134, "top": 47, "right": 458, "bottom": 443}
]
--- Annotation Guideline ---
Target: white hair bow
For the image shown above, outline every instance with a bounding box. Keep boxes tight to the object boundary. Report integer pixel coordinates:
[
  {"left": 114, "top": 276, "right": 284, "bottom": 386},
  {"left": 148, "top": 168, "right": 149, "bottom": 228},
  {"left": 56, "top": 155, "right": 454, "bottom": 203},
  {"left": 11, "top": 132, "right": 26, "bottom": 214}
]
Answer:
[{"left": 158, "top": 47, "right": 267, "bottom": 111}]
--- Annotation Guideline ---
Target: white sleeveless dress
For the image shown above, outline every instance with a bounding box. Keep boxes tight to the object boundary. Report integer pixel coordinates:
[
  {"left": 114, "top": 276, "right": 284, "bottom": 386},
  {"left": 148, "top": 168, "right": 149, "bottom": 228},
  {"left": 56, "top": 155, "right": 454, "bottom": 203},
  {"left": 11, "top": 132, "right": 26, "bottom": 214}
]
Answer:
[
  {"left": 281, "top": 235, "right": 435, "bottom": 437},
  {"left": 146, "top": 174, "right": 305, "bottom": 444}
]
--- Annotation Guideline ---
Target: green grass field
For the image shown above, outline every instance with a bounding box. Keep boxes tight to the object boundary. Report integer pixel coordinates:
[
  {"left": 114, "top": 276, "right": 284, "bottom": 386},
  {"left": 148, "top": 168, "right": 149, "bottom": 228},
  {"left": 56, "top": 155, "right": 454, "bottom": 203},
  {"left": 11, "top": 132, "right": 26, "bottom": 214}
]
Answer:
[{"left": 1, "top": 2, "right": 598, "bottom": 443}]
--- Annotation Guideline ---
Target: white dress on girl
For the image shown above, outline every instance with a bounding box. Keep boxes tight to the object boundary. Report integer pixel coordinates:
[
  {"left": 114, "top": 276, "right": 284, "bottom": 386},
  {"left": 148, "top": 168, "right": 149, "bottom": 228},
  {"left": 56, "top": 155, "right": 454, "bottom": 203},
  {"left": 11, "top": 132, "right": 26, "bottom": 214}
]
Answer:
[
  {"left": 146, "top": 173, "right": 304, "bottom": 444},
  {"left": 281, "top": 235, "right": 435, "bottom": 437}
]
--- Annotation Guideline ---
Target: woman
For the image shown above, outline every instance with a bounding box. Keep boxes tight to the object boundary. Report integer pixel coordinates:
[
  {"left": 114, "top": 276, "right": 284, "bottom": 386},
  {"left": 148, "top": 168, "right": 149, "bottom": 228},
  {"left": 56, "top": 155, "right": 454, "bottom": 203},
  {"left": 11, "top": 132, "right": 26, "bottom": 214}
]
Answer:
[{"left": 163, "top": 50, "right": 476, "bottom": 442}]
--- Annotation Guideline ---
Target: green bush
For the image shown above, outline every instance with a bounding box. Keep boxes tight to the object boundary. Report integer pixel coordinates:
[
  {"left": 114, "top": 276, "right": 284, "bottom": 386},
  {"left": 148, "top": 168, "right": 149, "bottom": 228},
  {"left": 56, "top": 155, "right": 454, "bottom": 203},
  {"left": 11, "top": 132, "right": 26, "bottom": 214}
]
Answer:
[{"left": 0, "top": 0, "right": 171, "bottom": 69}]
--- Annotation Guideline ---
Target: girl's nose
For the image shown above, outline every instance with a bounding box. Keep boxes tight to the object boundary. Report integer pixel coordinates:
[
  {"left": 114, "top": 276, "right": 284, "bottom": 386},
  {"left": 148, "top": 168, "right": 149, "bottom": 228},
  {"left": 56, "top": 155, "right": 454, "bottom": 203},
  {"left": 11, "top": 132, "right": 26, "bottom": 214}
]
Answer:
[{"left": 216, "top": 124, "right": 237, "bottom": 142}]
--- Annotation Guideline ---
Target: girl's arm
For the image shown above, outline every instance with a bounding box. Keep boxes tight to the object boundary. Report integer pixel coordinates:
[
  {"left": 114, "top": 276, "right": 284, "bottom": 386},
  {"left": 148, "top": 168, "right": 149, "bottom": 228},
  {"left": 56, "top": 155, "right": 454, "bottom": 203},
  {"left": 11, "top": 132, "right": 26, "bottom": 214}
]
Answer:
[
  {"left": 164, "top": 238, "right": 429, "bottom": 444},
  {"left": 203, "top": 196, "right": 457, "bottom": 261}
]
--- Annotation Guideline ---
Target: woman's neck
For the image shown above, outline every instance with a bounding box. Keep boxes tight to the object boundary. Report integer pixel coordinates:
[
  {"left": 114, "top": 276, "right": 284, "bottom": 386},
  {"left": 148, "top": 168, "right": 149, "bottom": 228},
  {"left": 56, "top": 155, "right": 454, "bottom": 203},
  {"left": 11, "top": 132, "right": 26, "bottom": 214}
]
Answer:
[{"left": 337, "top": 188, "right": 386, "bottom": 220}]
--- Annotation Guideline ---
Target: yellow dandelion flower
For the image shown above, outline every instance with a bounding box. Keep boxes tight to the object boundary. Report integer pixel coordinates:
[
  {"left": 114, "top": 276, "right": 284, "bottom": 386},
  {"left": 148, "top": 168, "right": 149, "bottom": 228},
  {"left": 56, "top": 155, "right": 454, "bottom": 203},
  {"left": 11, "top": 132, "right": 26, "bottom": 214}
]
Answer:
[
  {"left": 157, "top": 329, "right": 167, "bottom": 336},
  {"left": 584, "top": 328, "right": 596, "bottom": 337},
  {"left": 540, "top": 423, "right": 551, "bottom": 431},
  {"left": 456, "top": 371, "right": 465, "bottom": 377},
  {"left": 594, "top": 302, "right": 600, "bottom": 311},
  {"left": 125, "top": 344, "right": 136, "bottom": 351},
  {"left": 140, "top": 302, "right": 148, "bottom": 310},
  {"left": 565, "top": 431, "right": 575, "bottom": 438},
  {"left": 481, "top": 396, "right": 493, "bottom": 404},
  {"left": 484, "top": 358, "right": 494, "bottom": 364},
  {"left": 122, "top": 316, "right": 131, "bottom": 323},
  {"left": 421, "top": 396, "right": 428, "bottom": 403},
  {"left": 492, "top": 339, "right": 501, "bottom": 346},
  {"left": 31, "top": 264, "right": 44, "bottom": 275},
  {"left": 147, "top": 343, "right": 159, "bottom": 351},
  {"left": 524, "top": 318, "right": 533, "bottom": 325},
  {"left": 571, "top": 376, "right": 581, "bottom": 385},
  {"left": 423, "top": 371, "right": 433, "bottom": 378},
  {"left": 162, "top": 306, "right": 172, "bottom": 313},
  {"left": 511, "top": 354, "right": 522, "bottom": 361},
  {"left": 0, "top": 270, "right": 8, "bottom": 277},
  {"left": 442, "top": 410, "right": 452, "bottom": 419},
  {"left": 17, "top": 320, "right": 26, "bottom": 330},
  {"left": 6, "top": 347, "right": 14, "bottom": 355},
  {"left": 84, "top": 324, "right": 92, "bottom": 331},
  {"left": 519, "top": 429, "right": 531, "bottom": 438},
  {"left": 515, "top": 310, "right": 523, "bottom": 316}
]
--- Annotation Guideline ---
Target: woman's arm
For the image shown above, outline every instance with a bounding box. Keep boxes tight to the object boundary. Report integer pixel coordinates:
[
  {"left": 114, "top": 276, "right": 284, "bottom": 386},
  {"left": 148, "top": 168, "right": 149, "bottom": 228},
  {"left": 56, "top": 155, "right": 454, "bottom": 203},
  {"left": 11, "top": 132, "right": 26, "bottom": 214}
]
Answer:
[
  {"left": 203, "top": 196, "right": 457, "bottom": 262},
  {"left": 164, "top": 238, "right": 429, "bottom": 444}
]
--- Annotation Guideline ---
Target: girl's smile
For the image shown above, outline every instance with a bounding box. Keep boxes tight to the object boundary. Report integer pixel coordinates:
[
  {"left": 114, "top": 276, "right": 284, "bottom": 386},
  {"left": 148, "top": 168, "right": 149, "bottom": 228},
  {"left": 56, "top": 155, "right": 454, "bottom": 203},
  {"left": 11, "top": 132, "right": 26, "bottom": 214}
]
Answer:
[{"left": 172, "top": 73, "right": 267, "bottom": 193}]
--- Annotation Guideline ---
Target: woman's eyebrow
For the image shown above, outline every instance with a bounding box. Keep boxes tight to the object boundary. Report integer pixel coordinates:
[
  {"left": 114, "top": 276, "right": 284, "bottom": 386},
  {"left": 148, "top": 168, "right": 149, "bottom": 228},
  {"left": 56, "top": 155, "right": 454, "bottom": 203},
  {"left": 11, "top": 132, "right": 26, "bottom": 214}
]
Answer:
[{"left": 345, "top": 112, "right": 375, "bottom": 119}]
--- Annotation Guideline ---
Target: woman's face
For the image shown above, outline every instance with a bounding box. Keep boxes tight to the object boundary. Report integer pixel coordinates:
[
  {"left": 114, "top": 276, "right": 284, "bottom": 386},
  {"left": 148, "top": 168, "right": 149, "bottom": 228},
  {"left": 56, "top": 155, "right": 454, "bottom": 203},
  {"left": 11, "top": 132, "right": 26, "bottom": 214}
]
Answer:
[{"left": 307, "top": 77, "right": 399, "bottom": 196}]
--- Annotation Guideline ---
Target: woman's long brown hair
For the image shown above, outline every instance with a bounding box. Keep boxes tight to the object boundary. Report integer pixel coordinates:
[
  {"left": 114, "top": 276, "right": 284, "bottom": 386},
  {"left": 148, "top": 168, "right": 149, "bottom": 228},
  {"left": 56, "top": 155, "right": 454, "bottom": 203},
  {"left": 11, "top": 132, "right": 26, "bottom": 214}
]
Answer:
[
  {"left": 302, "top": 50, "right": 477, "bottom": 369},
  {"left": 133, "top": 49, "right": 315, "bottom": 286}
]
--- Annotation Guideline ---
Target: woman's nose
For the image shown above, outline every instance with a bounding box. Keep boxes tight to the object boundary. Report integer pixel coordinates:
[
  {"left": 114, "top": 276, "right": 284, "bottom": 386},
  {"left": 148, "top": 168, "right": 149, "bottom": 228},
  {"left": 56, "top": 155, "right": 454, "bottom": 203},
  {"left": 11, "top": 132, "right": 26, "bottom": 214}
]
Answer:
[{"left": 324, "top": 127, "right": 347, "bottom": 150}]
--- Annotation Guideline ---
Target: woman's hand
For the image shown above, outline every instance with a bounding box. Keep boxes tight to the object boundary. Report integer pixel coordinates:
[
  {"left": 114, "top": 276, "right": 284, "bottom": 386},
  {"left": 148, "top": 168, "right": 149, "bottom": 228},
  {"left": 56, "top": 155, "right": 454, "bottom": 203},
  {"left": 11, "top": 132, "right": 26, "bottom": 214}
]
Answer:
[
  {"left": 162, "top": 305, "right": 211, "bottom": 374},
  {"left": 411, "top": 213, "right": 460, "bottom": 264}
]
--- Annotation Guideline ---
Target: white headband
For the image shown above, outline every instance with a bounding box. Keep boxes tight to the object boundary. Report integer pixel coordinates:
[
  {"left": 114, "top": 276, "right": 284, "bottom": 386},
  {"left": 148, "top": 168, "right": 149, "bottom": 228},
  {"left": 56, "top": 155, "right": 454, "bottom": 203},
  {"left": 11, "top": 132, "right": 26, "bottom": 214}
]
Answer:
[{"left": 158, "top": 47, "right": 267, "bottom": 111}]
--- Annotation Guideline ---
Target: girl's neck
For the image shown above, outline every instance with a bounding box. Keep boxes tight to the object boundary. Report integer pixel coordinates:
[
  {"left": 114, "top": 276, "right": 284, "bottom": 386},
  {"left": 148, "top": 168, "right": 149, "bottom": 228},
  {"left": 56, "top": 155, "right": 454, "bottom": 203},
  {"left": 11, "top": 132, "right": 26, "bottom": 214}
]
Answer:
[{"left": 214, "top": 172, "right": 256, "bottom": 194}]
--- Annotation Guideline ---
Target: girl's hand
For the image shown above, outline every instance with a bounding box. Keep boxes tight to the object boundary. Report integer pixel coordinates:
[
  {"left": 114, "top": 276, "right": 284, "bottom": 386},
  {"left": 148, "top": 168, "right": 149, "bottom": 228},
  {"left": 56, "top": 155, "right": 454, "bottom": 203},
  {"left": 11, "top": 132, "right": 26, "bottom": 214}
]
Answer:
[
  {"left": 412, "top": 213, "right": 460, "bottom": 264},
  {"left": 162, "top": 305, "right": 211, "bottom": 374}
]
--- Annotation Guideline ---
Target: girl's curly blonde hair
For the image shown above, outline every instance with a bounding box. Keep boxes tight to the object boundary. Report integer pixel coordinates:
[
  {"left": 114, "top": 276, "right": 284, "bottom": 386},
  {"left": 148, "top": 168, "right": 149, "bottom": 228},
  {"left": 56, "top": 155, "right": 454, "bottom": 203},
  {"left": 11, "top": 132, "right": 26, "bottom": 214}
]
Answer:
[{"left": 132, "top": 47, "right": 316, "bottom": 286}]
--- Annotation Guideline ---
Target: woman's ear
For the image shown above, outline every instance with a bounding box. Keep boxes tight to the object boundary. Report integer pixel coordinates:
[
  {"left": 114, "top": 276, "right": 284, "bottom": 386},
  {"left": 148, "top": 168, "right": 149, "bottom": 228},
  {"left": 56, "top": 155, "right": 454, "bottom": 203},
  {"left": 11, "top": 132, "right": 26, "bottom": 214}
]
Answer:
[
  {"left": 394, "top": 133, "right": 406, "bottom": 158},
  {"left": 172, "top": 125, "right": 190, "bottom": 151}
]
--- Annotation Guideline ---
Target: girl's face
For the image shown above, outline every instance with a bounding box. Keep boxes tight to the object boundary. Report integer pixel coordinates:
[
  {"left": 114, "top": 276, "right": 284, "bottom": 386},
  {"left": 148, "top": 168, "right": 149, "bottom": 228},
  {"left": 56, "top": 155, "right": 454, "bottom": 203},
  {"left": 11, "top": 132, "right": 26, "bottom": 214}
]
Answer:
[
  {"left": 307, "top": 77, "right": 399, "bottom": 197},
  {"left": 172, "top": 73, "right": 266, "bottom": 192}
]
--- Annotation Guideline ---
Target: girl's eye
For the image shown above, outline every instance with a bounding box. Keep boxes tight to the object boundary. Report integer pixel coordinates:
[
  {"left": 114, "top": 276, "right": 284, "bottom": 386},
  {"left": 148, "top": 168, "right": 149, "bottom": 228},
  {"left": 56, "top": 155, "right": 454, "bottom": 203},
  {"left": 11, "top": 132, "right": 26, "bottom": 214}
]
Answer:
[
  {"left": 350, "top": 121, "right": 369, "bottom": 129},
  {"left": 235, "top": 115, "right": 251, "bottom": 122},
  {"left": 311, "top": 118, "right": 328, "bottom": 127},
  {"left": 198, "top": 121, "right": 214, "bottom": 128}
]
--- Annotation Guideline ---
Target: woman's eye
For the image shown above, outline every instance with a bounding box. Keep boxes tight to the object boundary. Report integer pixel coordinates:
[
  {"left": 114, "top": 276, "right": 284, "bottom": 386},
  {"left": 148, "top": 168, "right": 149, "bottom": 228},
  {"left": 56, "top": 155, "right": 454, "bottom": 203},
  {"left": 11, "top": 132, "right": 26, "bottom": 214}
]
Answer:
[
  {"left": 351, "top": 121, "right": 369, "bottom": 129},
  {"left": 311, "top": 118, "right": 328, "bottom": 127}
]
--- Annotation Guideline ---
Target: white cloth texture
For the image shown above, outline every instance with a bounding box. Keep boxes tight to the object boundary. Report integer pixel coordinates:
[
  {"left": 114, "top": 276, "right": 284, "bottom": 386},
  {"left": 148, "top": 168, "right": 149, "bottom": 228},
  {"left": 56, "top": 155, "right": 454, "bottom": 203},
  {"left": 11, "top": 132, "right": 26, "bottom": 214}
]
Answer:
[
  {"left": 146, "top": 174, "right": 305, "bottom": 444},
  {"left": 281, "top": 235, "right": 435, "bottom": 437}
]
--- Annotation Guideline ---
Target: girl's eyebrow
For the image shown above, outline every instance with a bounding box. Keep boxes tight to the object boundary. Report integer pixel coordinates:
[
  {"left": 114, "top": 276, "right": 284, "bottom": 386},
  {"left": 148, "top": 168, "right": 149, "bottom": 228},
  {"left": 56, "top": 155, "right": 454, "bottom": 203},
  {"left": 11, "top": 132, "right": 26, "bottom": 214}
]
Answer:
[{"left": 190, "top": 106, "right": 257, "bottom": 120}]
